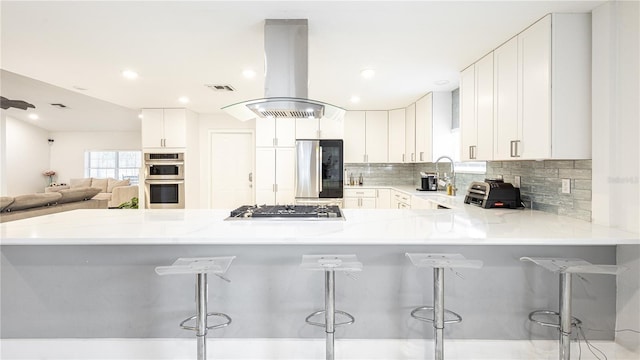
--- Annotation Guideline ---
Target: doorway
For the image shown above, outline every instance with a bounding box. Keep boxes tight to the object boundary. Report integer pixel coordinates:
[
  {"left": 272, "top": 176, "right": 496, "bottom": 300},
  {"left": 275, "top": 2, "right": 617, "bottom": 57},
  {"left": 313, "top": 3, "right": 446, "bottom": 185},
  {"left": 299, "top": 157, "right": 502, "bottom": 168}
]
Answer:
[{"left": 209, "top": 131, "right": 254, "bottom": 209}]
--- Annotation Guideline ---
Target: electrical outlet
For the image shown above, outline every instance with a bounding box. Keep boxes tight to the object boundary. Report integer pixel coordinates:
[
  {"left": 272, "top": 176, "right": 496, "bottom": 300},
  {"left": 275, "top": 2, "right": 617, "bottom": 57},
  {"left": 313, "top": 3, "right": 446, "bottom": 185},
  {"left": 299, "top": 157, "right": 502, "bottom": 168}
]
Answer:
[
  {"left": 514, "top": 176, "right": 521, "bottom": 188},
  {"left": 562, "top": 179, "right": 571, "bottom": 194}
]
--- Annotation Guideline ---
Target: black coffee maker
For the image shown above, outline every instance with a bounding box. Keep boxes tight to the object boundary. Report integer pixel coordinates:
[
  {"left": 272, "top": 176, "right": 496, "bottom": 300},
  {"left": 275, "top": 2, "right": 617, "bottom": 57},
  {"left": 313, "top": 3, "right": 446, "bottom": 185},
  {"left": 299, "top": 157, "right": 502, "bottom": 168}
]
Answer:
[{"left": 418, "top": 173, "right": 438, "bottom": 191}]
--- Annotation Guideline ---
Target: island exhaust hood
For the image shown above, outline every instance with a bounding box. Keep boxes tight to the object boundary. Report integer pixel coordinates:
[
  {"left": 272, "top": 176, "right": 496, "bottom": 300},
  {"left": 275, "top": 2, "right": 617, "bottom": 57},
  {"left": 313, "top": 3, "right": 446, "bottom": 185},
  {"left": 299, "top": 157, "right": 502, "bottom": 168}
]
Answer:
[{"left": 222, "top": 19, "right": 345, "bottom": 121}]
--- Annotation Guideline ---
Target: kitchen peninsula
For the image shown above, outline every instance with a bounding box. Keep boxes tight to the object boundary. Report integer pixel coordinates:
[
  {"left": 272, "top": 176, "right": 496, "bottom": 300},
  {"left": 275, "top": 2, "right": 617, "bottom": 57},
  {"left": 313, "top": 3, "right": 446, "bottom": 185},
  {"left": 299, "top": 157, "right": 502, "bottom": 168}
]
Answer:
[{"left": 1, "top": 198, "right": 639, "bottom": 359}]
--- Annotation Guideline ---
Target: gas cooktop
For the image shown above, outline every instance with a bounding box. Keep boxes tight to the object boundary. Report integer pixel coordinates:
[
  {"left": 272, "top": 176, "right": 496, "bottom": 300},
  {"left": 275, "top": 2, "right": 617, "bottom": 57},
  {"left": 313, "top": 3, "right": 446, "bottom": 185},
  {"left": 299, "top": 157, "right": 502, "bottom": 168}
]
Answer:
[{"left": 227, "top": 205, "right": 344, "bottom": 221}]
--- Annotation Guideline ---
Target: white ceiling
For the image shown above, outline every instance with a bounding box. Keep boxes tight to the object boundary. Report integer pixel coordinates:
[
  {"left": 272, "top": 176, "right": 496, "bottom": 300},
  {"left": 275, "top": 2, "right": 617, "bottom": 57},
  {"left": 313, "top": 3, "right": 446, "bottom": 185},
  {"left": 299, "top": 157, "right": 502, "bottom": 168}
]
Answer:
[{"left": 1, "top": 0, "right": 605, "bottom": 131}]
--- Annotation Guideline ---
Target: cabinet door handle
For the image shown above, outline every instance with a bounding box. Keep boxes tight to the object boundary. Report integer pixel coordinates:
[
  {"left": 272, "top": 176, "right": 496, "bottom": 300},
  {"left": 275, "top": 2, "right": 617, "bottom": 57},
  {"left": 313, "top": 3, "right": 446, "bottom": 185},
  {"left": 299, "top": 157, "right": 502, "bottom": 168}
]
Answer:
[
  {"left": 402, "top": 154, "right": 405, "bottom": 162},
  {"left": 420, "top": 152, "right": 424, "bottom": 162},
  {"left": 469, "top": 146, "right": 473, "bottom": 159},
  {"left": 510, "top": 140, "right": 521, "bottom": 158},
  {"left": 411, "top": 153, "right": 415, "bottom": 162}
]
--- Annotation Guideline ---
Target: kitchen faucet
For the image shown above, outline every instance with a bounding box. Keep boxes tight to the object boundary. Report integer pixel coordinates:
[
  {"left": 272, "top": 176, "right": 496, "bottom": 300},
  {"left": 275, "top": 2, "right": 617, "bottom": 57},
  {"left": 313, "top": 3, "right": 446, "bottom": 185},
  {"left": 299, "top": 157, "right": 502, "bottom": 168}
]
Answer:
[{"left": 434, "top": 156, "right": 457, "bottom": 196}]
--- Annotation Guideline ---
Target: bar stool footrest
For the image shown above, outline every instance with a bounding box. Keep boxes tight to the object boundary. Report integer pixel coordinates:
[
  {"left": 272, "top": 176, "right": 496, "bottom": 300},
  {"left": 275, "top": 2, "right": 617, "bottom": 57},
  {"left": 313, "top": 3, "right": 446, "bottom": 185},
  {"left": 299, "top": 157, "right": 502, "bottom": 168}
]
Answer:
[
  {"left": 180, "top": 312, "right": 232, "bottom": 331},
  {"left": 305, "top": 310, "right": 355, "bottom": 327},
  {"left": 528, "top": 310, "right": 582, "bottom": 329},
  {"left": 410, "top": 306, "right": 462, "bottom": 324}
]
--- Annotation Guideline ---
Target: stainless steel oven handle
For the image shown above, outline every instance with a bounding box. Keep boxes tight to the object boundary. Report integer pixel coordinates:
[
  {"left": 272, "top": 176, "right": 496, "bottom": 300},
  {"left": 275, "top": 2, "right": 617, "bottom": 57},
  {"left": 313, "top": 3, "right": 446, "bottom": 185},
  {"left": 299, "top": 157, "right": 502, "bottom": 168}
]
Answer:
[
  {"left": 145, "top": 161, "right": 184, "bottom": 166},
  {"left": 145, "top": 179, "right": 185, "bottom": 184},
  {"left": 318, "top": 146, "right": 323, "bottom": 193}
]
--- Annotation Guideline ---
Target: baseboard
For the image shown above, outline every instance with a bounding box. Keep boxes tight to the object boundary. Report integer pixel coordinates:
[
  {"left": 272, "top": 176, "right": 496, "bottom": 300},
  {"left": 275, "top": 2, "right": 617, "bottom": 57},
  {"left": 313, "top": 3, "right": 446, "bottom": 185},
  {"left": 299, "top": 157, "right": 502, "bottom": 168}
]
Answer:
[{"left": 1, "top": 338, "right": 638, "bottom": 360}]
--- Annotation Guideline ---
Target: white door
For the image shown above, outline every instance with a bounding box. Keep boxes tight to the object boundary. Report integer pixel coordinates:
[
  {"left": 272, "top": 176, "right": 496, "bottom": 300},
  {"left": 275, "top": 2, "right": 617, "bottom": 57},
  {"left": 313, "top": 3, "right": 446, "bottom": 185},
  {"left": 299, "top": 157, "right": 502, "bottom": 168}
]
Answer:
[
  {"left": 210, "top": 131, "right": 254, "bottom": 209},
  {"left": 320, "top": 117, "right": 345, "bottom": 139},
  {"left": 475, "top": 52, "right": 494, "bottom": 160},
  {"left": 295, "top": 118, "right": 319, "bottom": 139},
  {"left": 163, "top": 109, "right": 186, "bottom": 148},
  {"left": 415, "top": 94, "right": 432, "bottom": 163},
  {"left": 276, "top": 118, "right": 296, "bottom": 147},
  {"left": 141, "top": 109, "right": 164, "bottom": 148}
]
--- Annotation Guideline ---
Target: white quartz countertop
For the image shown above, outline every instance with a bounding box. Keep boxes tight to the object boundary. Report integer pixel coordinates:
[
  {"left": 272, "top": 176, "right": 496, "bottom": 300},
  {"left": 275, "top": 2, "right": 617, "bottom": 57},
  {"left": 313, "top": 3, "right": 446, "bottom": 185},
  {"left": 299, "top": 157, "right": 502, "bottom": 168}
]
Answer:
[{"left": 2, "top": 192, "right": 638, "bottom": 246}]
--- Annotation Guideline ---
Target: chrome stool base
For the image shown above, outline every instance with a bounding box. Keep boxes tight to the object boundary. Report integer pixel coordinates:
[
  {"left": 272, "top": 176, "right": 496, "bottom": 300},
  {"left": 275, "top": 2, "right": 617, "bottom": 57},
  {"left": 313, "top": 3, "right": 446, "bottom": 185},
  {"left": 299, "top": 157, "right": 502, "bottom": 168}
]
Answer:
[
  {"left": 521, "top": 257, "right": 626, "bottom": 360},
  {"left": 406, "top": 253, "right": 482, "bottom": 360},
  {"left": 301, "top": 255, "right": 363, "bottom": 360},
  {"left": 156, "top": 257, "right": 235, "bottom": 360}
]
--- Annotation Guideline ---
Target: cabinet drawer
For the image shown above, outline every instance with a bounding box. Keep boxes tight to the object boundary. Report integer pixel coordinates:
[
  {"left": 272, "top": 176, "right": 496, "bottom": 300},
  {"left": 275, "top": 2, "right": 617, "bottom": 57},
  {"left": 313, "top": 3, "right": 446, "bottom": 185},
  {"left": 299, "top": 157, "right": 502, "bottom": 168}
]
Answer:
[
  {"left": 392, "top": 191, "right": 411, "bottom": 205},
  {"left": 344, "top": 188, "right": 377, "bottom": 198}
]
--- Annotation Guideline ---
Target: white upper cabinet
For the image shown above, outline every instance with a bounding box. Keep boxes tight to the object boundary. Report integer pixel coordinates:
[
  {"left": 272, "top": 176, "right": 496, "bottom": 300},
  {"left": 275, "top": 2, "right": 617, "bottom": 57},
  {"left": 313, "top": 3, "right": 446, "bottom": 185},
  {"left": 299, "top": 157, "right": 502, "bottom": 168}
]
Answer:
[
  {"left": 295, "top": 118, "right": 344, "bottom": 139},
  {"left": 405, "top": 103, "right": 416, "bottom": 162},
  {"left": 415, "top": 94, "right": 432, "bottom": 163},
  {"left": 344, "top": 111, "right": 366, "bottom": 163},
  {"left": 364, "top": 111, "right": 389, "bottom": 163},
  {"left": 461, "top": 52, "right": 494, "bottom": 161},
  {"left": 492, "top": 14, "right": 591, "bottom": 160},
  {"left": 141, "top": 108, "right": 187, "bottom": 148},
  {"left": 256, "top": 118, "right": 296, "bottom": 147},
  {"left": 344, "top": 110, "right": 388, "bottom": 163},
  {"left": 388, "top": 108, "right": 406, "bottom": 163},
  {"left": 494, "top": 36, "right": 519, "bottom": 160}
]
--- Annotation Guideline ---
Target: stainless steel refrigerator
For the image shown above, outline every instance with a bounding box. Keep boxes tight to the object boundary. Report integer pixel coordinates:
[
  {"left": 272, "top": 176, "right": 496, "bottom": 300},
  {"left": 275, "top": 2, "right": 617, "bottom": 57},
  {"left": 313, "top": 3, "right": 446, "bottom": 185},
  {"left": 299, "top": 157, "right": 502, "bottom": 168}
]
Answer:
[{"left": 295, "top": 139, "right": 344, "bottom": 205}]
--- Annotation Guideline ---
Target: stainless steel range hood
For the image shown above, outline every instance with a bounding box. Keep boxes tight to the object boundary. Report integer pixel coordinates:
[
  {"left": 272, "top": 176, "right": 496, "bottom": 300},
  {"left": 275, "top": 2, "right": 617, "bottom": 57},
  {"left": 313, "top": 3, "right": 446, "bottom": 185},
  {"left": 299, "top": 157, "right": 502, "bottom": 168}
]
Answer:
[{"left": 222, "top": 19, "right": 345, "bottom": 121}]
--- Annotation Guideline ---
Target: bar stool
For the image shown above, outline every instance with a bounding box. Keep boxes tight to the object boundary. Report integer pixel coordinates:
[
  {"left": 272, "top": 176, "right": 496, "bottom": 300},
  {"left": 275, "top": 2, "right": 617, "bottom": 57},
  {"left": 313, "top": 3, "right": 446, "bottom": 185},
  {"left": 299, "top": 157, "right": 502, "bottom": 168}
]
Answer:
[
  {"left": 155, "top": 256, "right": 235, "bottom": 360},
  {"left": 301, "top": 254, "right": 363, "bottom": 360},
  {"left": 406, "top": 253, "right": 483, "bottom": 360},
  {"left": 520, "top": 257, "right": 626, "bottom": 360}
]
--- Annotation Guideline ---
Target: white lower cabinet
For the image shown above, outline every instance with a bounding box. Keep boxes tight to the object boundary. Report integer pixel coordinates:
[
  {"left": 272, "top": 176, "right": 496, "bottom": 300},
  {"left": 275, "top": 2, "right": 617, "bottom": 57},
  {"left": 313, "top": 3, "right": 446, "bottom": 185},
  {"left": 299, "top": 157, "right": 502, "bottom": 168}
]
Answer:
[
  {"left": 391, "top": 190, "right": 411, "bottom": 209},
  {"left": 375, "top": 188, "right": 391, "bottom": 209},
  {"left": 344, "top": 188, "right": 392, "bottom": 209}
]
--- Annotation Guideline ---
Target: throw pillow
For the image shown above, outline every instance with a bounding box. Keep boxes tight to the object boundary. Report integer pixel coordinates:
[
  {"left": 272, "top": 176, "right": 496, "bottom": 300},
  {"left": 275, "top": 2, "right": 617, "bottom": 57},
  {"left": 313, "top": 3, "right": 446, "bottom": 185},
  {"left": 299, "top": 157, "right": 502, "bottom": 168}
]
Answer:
[
  {"left": 70, "top": 178, "right": 91, "bottom": 188},
  {"left": 4, "top": 193, "right": 62, "bottom": 212},
  {"left": 57, "top": 187, "right": 102, "bottom": 204},
  {"left": 0, "top": 196, "right": 15, "bottom": 211},
  {"left": 91, "top": 178, "right": 109, "bottom": 193},
  {"left": 107, "top": 178, "right": 130, "bottom": 193}
]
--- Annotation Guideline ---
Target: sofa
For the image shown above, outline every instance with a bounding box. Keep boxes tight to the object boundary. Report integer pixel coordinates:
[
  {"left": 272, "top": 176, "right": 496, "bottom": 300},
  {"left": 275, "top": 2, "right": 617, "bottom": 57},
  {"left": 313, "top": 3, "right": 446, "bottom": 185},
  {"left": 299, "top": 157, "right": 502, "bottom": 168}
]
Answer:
[
  {"left": 0, "top": 188, "right": 108, "bottom": 223},
  {"left": 65, "top": 178, "right": 138, "bottom": 208}
]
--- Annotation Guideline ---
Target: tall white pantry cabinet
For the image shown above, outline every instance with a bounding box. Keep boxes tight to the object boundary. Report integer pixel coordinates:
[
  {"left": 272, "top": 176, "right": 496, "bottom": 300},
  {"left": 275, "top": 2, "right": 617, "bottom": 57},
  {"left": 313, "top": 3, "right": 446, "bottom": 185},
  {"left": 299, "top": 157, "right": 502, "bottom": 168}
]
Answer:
[
  {"left": 255, "top": 118, "right": 296, "bottom": 204},
  {"left": 461, "top": 13, "right": 592, "bottom": 161}
]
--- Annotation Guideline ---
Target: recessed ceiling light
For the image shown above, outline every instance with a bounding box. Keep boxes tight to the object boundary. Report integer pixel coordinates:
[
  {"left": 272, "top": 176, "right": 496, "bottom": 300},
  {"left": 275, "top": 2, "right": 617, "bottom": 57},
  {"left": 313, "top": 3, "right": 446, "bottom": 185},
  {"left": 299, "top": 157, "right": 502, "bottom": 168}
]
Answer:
[
  {"left": 121, "top": 69, "right": 139, "bottom": 80},
  {"left": 434, "top": 79, "right": 450, "bottom": 86},
  {"left": 28, "top": 113, "right": 39, "bottom": 120},
  {"left": 350, "top": 96, "right": 361, "bottom": 103},
  {"left": 178, "top": 96, "right": 190, "bottom": 104},
  {"left": 242, "top": 69, "right": 256, "bottom": 79},
  {"left": 138, "top": 113, "right": 143, "bottom": 119},
  {"left": 360, "top": 68, "right": 375, "bottom": 79}
]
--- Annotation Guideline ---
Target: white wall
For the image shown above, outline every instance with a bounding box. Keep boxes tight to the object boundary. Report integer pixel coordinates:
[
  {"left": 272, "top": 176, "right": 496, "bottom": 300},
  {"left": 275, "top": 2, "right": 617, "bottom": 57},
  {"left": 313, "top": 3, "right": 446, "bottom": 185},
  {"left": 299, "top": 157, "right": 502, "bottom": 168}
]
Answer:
[
  {"left": 592, "top": 0, "right": 640, "bottom": 233},
  {"left": 198, "top": 113, "right": 255, "bottom": 208},
  {"left": 49, "top": 131, "right": 141, "bottom": 183},
  {"left": 592, "top": 0, "right": 640, "bottom": 351},
  {"left": 2, "top": 116, "right": 51, "bottom": 195}
]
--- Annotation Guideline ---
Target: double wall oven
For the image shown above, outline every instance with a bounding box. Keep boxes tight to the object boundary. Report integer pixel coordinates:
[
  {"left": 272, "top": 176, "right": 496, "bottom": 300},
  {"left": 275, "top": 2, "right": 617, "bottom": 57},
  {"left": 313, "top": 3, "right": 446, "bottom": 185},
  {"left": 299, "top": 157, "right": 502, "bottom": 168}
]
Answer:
[{"left": 144, "top": 153, "right": 185, "bottom": 209}]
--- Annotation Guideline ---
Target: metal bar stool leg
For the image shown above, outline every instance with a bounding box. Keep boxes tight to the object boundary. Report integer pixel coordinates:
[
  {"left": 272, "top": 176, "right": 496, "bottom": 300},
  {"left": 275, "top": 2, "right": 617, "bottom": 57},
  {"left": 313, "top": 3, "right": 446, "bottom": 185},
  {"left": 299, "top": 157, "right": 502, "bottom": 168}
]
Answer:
[
  {"left": 559, "top": 272, "right": 572, "bottom": 360},
  {"left": 325, "top": 269, "right": 335, "bottom": 360},
  {"left": 196, "top": 273, "right": 208, "bottom": 360},
  {"left": 434, "top": 267, "right": 445, "bottom": 360}
]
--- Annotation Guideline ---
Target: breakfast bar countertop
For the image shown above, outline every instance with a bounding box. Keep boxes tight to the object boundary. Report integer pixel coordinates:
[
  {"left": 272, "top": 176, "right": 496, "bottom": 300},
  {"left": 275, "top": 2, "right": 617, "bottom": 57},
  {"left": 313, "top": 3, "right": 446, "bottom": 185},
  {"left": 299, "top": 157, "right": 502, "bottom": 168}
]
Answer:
[{"left": 1, "top": 195, "right": 638, "bottom": 246}]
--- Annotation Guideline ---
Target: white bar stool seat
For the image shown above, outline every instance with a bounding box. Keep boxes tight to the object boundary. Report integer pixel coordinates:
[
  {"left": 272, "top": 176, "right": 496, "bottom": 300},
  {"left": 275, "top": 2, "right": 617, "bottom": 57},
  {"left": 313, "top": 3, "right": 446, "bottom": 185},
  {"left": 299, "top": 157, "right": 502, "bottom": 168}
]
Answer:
[
  {"left": 301, "top": 254, "right": 363, "bottom": 360},
  {"left": 520, "top": 256, "right": 626, "bottom": 360},
  {"left": 406, "top": 253, "right": 483, "bottom": 360},
  {"left": 156, "top": 256, "right": 235, "bottom": 360}
]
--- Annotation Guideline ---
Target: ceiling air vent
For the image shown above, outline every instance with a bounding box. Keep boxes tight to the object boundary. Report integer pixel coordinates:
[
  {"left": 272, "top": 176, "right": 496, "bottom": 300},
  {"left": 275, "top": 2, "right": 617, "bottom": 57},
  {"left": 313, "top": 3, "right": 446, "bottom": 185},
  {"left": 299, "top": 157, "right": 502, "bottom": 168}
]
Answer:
[
  {"left": 205, "top": 84, "right": 235, "bottom": 92},
  {"left": 50, "top": 103, "right": 68, "bottom": 108}
]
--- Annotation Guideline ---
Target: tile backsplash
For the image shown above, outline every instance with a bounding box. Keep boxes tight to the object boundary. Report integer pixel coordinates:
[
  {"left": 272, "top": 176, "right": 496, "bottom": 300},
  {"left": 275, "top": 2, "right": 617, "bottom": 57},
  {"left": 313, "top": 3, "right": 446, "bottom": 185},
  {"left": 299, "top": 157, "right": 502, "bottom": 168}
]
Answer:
[{"left": 345, "top": 159, "right": 592, "bottom": 221}]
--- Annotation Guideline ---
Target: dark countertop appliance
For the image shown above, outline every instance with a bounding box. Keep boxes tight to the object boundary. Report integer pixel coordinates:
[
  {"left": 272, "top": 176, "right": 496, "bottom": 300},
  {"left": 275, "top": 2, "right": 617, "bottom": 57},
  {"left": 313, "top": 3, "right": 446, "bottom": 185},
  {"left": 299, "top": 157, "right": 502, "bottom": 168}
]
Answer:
[
  {"left": 227, "top": 204, "right": 344, "bottom": 221},
  {"left": 417, "top": 172, "right": 437, "bottom": 191},
  {"left": 464, "top": 180, "right": 523, "bottom": 209}
]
